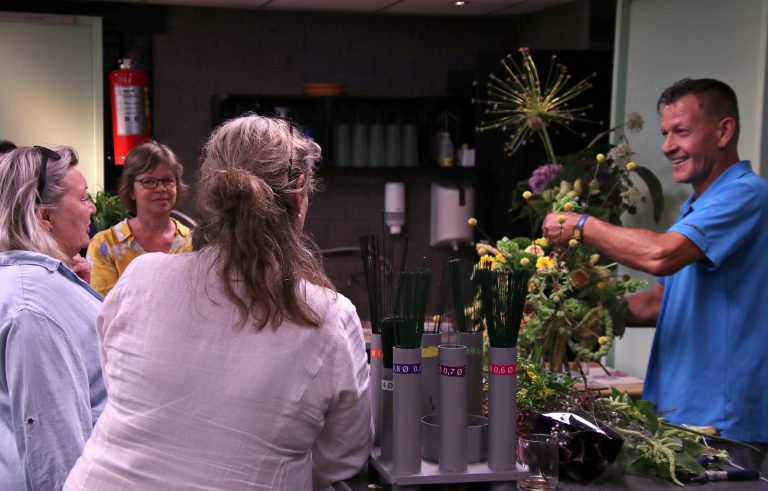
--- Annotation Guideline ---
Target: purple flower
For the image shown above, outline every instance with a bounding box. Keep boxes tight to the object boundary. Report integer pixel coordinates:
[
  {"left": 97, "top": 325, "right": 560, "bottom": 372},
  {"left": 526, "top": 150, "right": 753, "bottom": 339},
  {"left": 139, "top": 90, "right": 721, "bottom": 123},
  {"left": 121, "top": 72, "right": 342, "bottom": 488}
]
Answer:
[{"left": 528, "top": 163, "right": 564, "bottom": 193}]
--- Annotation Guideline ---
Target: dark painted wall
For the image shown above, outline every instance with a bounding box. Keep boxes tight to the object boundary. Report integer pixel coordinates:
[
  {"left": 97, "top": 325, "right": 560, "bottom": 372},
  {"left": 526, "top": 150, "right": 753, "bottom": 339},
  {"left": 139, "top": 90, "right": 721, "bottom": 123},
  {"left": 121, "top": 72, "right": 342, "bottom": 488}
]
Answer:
[{"left": 2, "top": 0, "right": 599, "bottom": 318}]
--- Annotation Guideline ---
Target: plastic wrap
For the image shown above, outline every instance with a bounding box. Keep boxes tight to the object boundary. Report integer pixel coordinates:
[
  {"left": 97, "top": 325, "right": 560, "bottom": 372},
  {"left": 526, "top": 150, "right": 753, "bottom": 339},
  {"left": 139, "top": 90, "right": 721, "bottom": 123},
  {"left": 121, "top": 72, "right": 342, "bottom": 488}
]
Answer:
[{"left": 535, "top": 411, "right": 624, "bottom": 483}]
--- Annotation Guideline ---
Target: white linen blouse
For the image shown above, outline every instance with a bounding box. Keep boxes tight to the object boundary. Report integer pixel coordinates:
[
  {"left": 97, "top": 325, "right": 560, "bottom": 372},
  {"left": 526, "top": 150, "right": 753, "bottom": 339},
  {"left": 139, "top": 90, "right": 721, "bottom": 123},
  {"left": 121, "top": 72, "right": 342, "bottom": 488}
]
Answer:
[{"left": 64, "top": 249, "right": 372, "bottom": 490}]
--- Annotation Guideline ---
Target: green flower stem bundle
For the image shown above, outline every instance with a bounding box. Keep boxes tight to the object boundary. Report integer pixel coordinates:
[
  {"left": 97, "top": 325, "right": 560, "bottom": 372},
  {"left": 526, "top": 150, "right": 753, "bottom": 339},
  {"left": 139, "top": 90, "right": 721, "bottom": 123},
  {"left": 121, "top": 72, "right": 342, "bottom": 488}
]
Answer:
[{"left": 478, "top": 268, "right": 530, "bottom": 348}]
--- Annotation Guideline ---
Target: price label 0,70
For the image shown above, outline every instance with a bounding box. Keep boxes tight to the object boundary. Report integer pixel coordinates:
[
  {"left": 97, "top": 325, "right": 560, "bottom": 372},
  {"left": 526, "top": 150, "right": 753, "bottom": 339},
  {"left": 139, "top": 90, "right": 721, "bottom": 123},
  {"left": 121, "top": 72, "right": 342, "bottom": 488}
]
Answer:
[{"left": 438, "top": 364, "right": 466, "bottom": 377}]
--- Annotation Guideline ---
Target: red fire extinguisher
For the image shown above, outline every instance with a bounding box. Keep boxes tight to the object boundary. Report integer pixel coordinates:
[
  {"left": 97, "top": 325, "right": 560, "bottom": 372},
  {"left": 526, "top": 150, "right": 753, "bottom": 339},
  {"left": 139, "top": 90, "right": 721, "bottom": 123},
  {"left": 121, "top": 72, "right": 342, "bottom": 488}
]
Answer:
[{"left": 109, "top": 56, "right": 151, "bottom": 165}]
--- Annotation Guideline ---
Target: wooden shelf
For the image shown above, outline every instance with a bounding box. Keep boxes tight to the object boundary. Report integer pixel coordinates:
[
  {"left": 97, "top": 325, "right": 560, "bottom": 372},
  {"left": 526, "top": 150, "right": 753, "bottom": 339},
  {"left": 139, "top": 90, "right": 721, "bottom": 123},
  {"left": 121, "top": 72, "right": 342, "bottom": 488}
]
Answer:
[
  {"left": 317, "top": 165, "right": 475, "bottom": 181},
  {"left": 212, "top": 94, "right": 475, "bottom": 173}
]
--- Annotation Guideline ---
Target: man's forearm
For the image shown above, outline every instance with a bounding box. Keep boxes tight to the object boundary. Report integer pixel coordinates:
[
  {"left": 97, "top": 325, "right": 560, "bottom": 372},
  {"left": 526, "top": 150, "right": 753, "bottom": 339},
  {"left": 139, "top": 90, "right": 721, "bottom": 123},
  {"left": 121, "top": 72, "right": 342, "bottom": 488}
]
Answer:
[
  {"left": 543, "top": 212, "right": 704, "bottom": 276},
  {"left": 625, "top": 283, "right": 663, "bottom": 327}
]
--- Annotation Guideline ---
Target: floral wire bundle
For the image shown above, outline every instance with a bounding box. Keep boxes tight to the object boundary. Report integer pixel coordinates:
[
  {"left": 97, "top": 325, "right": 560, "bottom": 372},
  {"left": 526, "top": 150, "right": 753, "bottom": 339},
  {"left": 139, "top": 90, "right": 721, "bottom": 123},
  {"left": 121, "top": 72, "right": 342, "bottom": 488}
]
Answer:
[
  {"left": 359, "top": 232, "right": 410, "bottom": 334},
  {"left": 385, "top": 233, "right": 409, "bottom": 318},
  {"left": 478, "top": 267, "right": 530, "bottom": 348},
  {"left": 445, "top": 259, "right": 477, "bottom": 332},
  {"left": 392, "top": 265, "right": 432, "bottom": 348},
  {"left": 428, "top": 263, "right": 450, "bottom": 334},
  {"left": 359, "top": 234, "right": 383, "bottom": 334},
  {"left": 476, "top": 47, "right": 597, "bottom": 164}
]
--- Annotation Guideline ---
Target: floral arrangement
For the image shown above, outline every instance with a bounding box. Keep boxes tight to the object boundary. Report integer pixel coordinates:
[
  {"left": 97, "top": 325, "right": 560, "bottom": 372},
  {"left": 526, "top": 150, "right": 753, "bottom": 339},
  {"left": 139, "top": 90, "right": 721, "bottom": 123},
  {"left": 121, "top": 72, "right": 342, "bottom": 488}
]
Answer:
[
  {"left": 510, "top": 116, "right": 664, "bottom": 234},
  {"left": 471, "top": 47, "right": 663, "bottom": 369},
  {"left": 477, "top": 47, "right": 663, "bottom": 234},
  {"left": 474, "top": 231, "right": 645, "bottom": 371}
]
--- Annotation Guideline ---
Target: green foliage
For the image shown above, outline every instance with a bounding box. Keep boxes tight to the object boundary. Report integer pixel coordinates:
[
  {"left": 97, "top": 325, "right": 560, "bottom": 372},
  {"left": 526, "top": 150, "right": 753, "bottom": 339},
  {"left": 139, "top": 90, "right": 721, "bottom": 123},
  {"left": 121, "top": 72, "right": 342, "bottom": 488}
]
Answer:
[
  {"left": 89, "top": 190, "right": 130, "bottom": 232},
  {"left": 515, "top": 366, "right": 731, "bottom": 486},
  {"left": 516, "top": 356, "right": 580, "bottom": 411},
  {"left": 594, "top": 389, "right": 728, "bottom": 486}
]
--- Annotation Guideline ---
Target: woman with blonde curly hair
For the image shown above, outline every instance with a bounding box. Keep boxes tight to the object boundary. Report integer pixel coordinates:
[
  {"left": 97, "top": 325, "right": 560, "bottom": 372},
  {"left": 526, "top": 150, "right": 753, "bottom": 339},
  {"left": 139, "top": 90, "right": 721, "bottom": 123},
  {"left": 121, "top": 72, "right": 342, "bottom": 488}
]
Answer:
[{"left": 66, "top": 116, "right": 372, "bottom": 490}]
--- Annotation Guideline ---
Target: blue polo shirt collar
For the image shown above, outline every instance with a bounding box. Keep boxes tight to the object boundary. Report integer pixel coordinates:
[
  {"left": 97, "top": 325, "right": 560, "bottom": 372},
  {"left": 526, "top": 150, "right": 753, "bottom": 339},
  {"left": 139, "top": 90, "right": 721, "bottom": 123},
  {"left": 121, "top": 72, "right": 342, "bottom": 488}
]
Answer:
[{"left": 679, "top": 160, "right": 753, "bottom": 216}]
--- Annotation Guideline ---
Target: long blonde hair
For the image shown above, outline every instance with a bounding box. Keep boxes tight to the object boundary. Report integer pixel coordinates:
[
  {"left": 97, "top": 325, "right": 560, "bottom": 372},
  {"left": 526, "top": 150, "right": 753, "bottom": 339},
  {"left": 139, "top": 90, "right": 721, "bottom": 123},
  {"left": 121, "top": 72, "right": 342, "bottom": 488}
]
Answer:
[
  {"left": 192, "top": 115, "right": 334, "bottom": 330},
  {"left": 0, "top": 146, "right": 78, "bottom": 262}
]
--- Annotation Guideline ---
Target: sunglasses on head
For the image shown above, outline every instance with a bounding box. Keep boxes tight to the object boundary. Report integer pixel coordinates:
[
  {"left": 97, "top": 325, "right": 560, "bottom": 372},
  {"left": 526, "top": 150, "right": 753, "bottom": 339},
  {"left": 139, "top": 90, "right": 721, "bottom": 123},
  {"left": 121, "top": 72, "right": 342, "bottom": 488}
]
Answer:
[{"left": 33, "top": 146, "right": 61, "bottom": 205}]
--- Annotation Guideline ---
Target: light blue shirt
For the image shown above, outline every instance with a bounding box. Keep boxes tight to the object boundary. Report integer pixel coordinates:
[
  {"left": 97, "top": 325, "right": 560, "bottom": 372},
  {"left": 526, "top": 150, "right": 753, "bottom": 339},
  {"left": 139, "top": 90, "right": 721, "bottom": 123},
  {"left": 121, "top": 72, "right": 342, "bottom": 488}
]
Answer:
[
  {"left": 644, "top": 161, "right": 768, "bottom": 442},
  {"left": 0, "top": 251, "right": 106, "bottom": 490}
]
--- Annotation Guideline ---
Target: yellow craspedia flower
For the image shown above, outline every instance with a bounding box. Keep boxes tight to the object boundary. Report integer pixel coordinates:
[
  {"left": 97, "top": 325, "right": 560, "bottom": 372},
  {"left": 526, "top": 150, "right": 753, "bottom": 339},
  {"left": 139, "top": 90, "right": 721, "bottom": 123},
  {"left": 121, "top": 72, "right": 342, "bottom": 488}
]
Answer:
[
  {"left": 597, "top": 281, "right": 606, "bottom": 289},
  {"left": 568, "top": 238, "right": 579, "bottom": 247},
  {"left": 520, "top": 257, "right": 530, "bottom": 267},
  {"left": 563, "top": 201, "right": 575, "bottom": 212},
  {"left": 626, "top": 162, "right": 637, "bottom": 171},
  {"left": 522, "top": 190, "right": 533, "bottom": 200},
  {"left": 557, "top": 215, "right": 567, "bottom": 224},
  {"left": 479, "top": 255, "right": 494, "bottom": 269},
  {"left": 495, "top": 253, "right": 506, "bottom": 263},
  {"left": 536, "top": 256, "right": 556, "bottom": 271},
  {"left": 534, "top": 237, "right": 549, "bottom": 248},
  {"left": 598, "top": 336, "right": 609, "bottom": 345},
  {"left": 596, "top": 153, "right": 606, "bottom": 162},
  {"left": 468, "top": 217, "right": 478, "bottom": 226}
]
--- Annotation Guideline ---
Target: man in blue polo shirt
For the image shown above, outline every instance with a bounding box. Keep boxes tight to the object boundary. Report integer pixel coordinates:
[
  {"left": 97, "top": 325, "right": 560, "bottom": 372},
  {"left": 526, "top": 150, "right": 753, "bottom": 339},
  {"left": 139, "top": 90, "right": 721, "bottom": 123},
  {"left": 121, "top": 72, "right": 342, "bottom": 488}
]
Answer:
[{"left": 543, "top": 78, "right": 768, "bottom": 470}]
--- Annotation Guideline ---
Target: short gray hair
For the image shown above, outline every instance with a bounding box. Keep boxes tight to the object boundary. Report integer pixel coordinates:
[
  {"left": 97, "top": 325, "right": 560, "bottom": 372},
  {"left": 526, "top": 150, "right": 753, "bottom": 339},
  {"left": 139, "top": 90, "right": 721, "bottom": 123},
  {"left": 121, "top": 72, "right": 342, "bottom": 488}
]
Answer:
[{"left": 0, "top": 145, "right": 79, "bottom": 262}]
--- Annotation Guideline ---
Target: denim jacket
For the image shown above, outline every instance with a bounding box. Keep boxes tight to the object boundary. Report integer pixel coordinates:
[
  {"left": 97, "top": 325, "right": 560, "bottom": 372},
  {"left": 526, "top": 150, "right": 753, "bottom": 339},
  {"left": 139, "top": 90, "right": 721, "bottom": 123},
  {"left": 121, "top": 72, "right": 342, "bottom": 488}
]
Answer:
[{"left": 0, "top": 251, "right": 105, "bottom": 490}]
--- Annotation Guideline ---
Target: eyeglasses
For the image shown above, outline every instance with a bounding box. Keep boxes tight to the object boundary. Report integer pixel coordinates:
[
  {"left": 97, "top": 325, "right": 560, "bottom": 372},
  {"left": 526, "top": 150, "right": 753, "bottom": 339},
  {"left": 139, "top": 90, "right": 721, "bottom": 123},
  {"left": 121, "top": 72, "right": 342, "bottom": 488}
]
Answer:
[
  {"left": 34, "top": 146, "right": 61, "bottom": 205},
  {"left": 135, "top": 177, "right": 177, "bottom": 189}
]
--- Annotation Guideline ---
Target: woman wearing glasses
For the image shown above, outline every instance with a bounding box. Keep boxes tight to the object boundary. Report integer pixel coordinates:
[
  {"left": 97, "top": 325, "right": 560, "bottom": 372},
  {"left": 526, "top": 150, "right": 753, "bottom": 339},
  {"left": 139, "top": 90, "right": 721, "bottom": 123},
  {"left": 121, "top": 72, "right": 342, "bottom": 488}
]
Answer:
[
  {"left": 87, "top": 141, "right": 192, "bottom": 296},
  {"left": 0, "top": 146, "right": 106, "bottom": 490},
  {"left": 65, "top": 116, "right": 371, "bottom": 490}
]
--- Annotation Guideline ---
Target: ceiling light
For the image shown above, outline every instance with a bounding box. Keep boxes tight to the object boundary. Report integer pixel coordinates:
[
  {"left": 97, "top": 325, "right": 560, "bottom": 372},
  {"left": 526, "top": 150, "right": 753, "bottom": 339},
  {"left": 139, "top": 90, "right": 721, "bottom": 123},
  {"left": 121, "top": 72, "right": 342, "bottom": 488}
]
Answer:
[{"left": 455, "top": 1, "right": 468, "bottom": 5}]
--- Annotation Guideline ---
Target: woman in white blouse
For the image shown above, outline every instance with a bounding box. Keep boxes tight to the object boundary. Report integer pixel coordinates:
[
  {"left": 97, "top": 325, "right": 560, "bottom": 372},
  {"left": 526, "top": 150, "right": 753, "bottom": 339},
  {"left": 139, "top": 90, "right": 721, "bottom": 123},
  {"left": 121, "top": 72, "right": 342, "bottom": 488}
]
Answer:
[{"left": 65, "top": 116, "right": 372, "bottom": 490}]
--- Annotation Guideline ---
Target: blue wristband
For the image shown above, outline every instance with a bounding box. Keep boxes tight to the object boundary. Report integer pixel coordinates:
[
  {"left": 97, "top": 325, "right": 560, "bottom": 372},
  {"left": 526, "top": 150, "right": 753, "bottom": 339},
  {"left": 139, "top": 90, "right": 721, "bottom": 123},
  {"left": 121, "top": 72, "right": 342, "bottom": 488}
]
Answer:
[{"left": 572, "top": 214, "right": 590, "bottom": 241}]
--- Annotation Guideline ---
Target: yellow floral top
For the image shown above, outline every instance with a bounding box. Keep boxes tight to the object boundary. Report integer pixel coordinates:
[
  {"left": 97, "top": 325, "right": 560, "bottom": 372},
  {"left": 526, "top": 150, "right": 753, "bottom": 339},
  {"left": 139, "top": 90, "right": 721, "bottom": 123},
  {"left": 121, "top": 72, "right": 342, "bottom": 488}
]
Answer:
[{"left": 86, "top": 218, "right": 192, "bottom": 296}]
